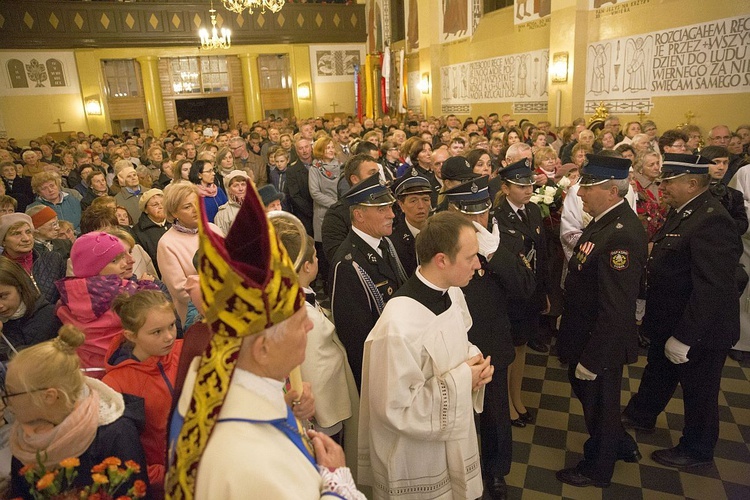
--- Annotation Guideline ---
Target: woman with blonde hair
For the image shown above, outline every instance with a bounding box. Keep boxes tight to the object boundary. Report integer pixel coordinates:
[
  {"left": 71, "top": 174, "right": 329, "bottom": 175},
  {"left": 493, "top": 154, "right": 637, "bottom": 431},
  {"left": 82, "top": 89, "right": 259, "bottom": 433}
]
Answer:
[{"left": 7, "top": 325, "right": 149, "bottom": 499}]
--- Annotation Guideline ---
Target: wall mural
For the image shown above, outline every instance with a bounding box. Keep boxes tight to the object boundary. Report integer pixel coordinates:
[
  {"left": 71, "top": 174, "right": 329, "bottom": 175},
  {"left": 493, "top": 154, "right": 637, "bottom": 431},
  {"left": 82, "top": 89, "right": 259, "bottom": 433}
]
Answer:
[
  {"left": 367, "top": 0, "right": 387, "bottom": 54},
  {"left": 0, "top": 51, "right": 80, "bottom": 96},
  {"left": 438, "top": 0, "right": 482, "bottom": 44},
  {"left": 514, "top": 0, "right": 551, "bottom": 26},
  {"left": 584, "top": 14, "right": 750, "bottom": 114},
  {"left": 406, "top": 0, "right": 419, "bottom": 53},
  {"left": 440, "top": 48, "right": 550, "bottom": 114},
  {"left": 309, "top": 44, "right": 366, "bottom": 83}
]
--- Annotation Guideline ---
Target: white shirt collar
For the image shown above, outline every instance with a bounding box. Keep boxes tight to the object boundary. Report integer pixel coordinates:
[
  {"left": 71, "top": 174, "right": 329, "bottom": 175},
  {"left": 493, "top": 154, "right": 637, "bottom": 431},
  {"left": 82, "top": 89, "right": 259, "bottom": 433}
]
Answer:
[
  {"left": 507, "top": 199, "right": 524, "bottom": 213},
  {"left": 594, "top": 199, "right": 625, "bottom": 222},
  {"left": 416, "top": 267, "right": 448, "bottom": 293},
  {"left": 232, "top": 367, "right": 288, "bottom": 415},
  {"left": 405, "top": 219, "right": 421, "bottom": 238},
  {"left": 352, "top": 225, "right": 382, "bottom": 255}
]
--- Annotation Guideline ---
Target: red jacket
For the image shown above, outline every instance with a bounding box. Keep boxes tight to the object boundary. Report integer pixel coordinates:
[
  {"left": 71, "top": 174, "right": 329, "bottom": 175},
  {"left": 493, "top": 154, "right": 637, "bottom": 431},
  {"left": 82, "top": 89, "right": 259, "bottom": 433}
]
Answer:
[{"left": 103, "top": 333, "right": 183, "bottom": 494}]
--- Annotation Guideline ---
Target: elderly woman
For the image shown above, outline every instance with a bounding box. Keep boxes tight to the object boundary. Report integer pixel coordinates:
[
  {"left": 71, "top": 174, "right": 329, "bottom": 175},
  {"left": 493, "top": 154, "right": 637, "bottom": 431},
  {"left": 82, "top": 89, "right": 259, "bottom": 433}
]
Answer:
[
  {"left": 115, "top": 164, "right": 148, "bottom": 223},
  {"left": 145, "top": 145, "right": 165, "bottom": 182},
  {"left": 0, "top": 256, "right": 62, "bottom": 361},
  {"left": 0, "top": 213, "right": 66, "bottom": 304},
  {"left": 26, "top": 205, "right": 73, "bottom": 259},
  {"left": 7, "top": 325, "right": 149, "bottom": 499},
  {"left": 157, "top": 183, "right": 221, "bottom": 323},
  {"left": 30, "top": 171, "right": 83, "bottom": 231},
  {"left": 214, "top": 170, "right": 250, "bottom": 236},
  {"left": 189, "top": 159, "right": 227, "bottom": 223},
  {"left": 633, "top": 151, "right": 667, "bottom": 238},
  {"left": 132, "top": 188, "right": 171, "bottom": 275},
  {"left": 309, "top": 136, "right": 341, "bottom": 245},
  {"left": 80, "top": 168, "right": 111, "bottom": 211}
]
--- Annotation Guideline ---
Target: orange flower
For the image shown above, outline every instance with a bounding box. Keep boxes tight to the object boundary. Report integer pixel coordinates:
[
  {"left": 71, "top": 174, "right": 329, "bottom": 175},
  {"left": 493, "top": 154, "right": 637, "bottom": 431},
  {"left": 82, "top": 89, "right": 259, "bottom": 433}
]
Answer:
[
  {"left": 132, "top": 479, "right": 147, "bottom": 497},
  {"left": 35, "top": 471, "right": 56, "bottom": 491},
  {"left": 91, "top": 463, "right": 106, "bottom": 474},
  {"left": 124, "top": 460, "right": 141, "bottom": 473},
  {"left": 101, "top": 457, "right": 122, "bottom": 467},
  {"left": 115, "top": 497, "right": 132, "bottom": 500},
  {"left": 92, "top": 473, "right": 109, "bottom": 485},
  {"left": 18, "top": 464, "right": 33, "bottom": 476},
  {"left": 59, "top": 457, "right": 80, "bottom": 468}
]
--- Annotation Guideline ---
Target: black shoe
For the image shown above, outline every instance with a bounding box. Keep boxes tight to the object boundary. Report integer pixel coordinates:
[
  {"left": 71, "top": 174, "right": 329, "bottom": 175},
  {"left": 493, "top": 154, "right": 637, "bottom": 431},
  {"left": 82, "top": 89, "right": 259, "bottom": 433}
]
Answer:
[
  {"left": 556, "top": 468, "right": 610, "bottom": 488},
  {"left": 728, "top": 349, "right": 744, "bottom": 362},
  {"left": 651, "top": 447, "right": 713, "bottom": 468},
  {"left": 620, "top": 413, "right": 655, "bottom": 433},
  {"left": 527, "top": 339, "right": 549, "bottom": 353},
  {"left": 510, "top": 417, "right": 526, "bottom": 428},
  {"left": 486, "top": 476, "right": 508, "bottom": 500},
  {"left": 518, "top": 410, "right": 534, "bottom": 424},
  {"left": 617, "top": 449, "right": 642, "bottom": 463}
]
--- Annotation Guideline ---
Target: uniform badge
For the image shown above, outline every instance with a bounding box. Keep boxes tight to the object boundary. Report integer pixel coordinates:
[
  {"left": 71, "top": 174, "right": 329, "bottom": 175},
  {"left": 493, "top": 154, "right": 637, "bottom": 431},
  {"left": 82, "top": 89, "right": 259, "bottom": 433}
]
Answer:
[
  {"left": 387, "top": 286, "right": 393, "bottom": 295},
  {"left": 411, "top": 168, "right": 418, "bottom": 177},
  {"left": 536, "top": 226, "right": 540, "bottom": 234},
  {"left": 471, "top": 182, "right": 479, "bottom": 193},
  {"left": 508, "top": 229, "right": 516, "bottom": 234},
  {"left": 345, "top": 253, "right": 352, "bottom": 261},
  {"left": 610, "top": 250, "right": 629, "bottom": 270},
  {"left": 616, "top": 223, "right": 623, "bottom": 229},
  {"left": 576, "top": 241, "right": 595, "bottom": 263},
  {"left": 367, "top": 253, "right": 377, "bottom": 263},
  {"left": 477, "top": 269, "right": 485, "bottom": 277},
  {"left": 520, "top": 254, "right": 532, "bottom": 269},
  {"left": 707, "top": 207, "right": 714, "bottom": 213},
  {"left": 682, "top": 209, "right": 693, "bottom": 218}
]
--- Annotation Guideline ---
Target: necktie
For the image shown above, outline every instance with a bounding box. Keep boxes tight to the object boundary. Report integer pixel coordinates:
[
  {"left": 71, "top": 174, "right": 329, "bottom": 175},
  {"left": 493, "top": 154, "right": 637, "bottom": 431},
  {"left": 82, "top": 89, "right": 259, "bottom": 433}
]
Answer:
[
  {"left": 378, "top": 238, "right": 408, "bottom": 285},
  {"left": 342, "top": 145, "right": 349, "bottom": 154},
  {"left": 518, "top": 208, "right": 528, "bottom": 224}
]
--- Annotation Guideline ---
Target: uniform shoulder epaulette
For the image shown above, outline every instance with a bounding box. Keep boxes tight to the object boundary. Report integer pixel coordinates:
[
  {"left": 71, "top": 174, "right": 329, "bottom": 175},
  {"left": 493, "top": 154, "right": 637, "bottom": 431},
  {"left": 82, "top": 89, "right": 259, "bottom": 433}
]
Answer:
[{"left": 344, "top": 253, "right": 352, "bottom": 261}]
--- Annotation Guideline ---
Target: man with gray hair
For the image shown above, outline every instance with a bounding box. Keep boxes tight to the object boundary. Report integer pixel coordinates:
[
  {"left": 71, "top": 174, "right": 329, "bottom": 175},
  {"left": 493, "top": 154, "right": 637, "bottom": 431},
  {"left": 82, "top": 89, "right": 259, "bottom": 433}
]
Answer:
[{"left": 556, "top": 154, "right": 647, "bottom": 488}]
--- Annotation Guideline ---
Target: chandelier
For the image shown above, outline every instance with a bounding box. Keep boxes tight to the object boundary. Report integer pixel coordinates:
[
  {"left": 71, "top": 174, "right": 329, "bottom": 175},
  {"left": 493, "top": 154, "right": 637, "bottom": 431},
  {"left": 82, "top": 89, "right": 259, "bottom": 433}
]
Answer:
[
  {"left": 222, "top": 0, "right": 285, "bottom": 15},
  {"left": 200, "top": 1, "right": 231, "bottom": 50}
]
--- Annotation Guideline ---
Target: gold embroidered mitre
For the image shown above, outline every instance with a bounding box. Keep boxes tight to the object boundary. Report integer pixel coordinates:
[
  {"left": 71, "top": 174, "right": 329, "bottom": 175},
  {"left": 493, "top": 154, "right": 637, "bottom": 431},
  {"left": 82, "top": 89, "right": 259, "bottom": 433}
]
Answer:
[{"left": 166, "top": 184, "right": 303, "bottom": 499}]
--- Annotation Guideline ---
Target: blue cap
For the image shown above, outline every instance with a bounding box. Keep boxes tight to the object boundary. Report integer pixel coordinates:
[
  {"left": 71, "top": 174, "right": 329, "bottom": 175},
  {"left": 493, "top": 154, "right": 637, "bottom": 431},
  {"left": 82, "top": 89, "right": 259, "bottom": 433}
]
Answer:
[
  {"left": 392, "top": 173, "right": 433, "bottom": 198},
  {"left": 499, "top": 158, "right": 535, "bottom": 186},
  {"left": 343, "top": 174, "right": 396, "bottom": 206},
  {"left": 441, "top": 156, "right": 479, "bottom": 181},
  {"left": 661, "top": 153, "right": 711, "bottom": 179},
  {"left": 444, "top": 175, "right": 492, "bottom": 214},
  {"left": 579, "top": 154, "right": 632, "bottom": 186},
  {"left": 258, "top": 184, "right": 285, "bottom": 207}
]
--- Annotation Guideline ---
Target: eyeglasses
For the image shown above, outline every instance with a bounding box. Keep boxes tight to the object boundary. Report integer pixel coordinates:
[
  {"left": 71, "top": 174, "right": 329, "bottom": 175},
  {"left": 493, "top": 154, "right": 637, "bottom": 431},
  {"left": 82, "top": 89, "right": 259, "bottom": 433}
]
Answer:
[{"left": 1, "top": 387, "right": 48, "bottom": 406}]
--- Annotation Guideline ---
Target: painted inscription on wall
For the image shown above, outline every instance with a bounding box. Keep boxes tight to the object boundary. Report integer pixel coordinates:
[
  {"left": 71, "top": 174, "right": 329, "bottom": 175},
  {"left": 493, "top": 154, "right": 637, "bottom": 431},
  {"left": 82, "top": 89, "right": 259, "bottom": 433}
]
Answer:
[
  {"left": 0, "top": 51, "right": 80, "bottom": 96},
  {"left": 584, "top": 15, "right": 750, "bottom": 110},
  {"left": 441, "top": 49, "right": 550, "bottom": 108}
]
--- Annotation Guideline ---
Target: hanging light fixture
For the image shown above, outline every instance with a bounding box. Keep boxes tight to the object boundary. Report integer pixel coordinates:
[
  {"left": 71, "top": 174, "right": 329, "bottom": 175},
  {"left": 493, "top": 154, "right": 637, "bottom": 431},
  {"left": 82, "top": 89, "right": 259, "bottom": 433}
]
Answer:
[
  {"left": 222, "top": 0, "right": 285, "bottom": 15},
  {"left": 200, "top": 0, "right": 231, "bottom": 50}
]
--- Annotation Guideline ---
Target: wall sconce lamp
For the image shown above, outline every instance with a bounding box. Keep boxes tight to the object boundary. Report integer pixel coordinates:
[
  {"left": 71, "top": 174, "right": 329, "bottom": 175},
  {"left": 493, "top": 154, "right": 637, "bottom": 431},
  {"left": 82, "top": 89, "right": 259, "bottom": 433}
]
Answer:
[
  {"left": 84, "top": 95, "right": 102, "bottom": 115},
  {"left": 419, "top": 73, "right": 430, "bottom": 94},
  {"left": 551, "top": 52, "right": 569, "bottom": 83},
  {"left": 297, "top": 82, "right": 311, "bottom": 100}
]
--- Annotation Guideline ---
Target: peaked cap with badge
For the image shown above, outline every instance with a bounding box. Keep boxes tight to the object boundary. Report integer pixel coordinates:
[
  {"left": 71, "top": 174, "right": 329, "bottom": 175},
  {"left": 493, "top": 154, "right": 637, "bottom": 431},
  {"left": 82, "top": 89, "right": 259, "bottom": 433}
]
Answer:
[
  {"left": 579, "top": 154, "right": 632, "bottom": 186},
  {"left": 499, "top": 157, "right": 536, "bottom": 186},
  {"left": 344, "top": 173, "right": 396, "bottom": 207},
  {"left": 660, "top": 153, "right": 711, "bottom": 179},
  {"left": 444, "top": 175, "right": 492, "bottom": 215},
  {"left": 441, "top": 155, "right": 480, "bottom": 182},
  {"left": 167, "top": 182, "right": 304, "bottom": 498},
  {"left": 392, "top": 173, "right": 433, "bottom": 198}
]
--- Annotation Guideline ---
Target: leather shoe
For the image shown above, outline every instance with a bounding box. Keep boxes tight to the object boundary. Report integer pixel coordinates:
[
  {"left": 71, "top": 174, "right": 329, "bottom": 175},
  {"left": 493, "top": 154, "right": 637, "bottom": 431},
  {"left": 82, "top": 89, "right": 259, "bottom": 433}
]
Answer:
[
  {"left": 620, "top": 413, "right": 655, "bottom": 433},
  {"left": 518, "top": 410, "right": 534, "bottom": 424},
  {"left": 556, "top": 468, "right": 610, "bottom": 488},
  {"left": 527, "top": 339, "right": 549, "bottom": 353},
  {"left": 510, "top": 417, "right": 526, "bottom": 428},
  {"left": 486, "top": 476, "right": 508, "bottom": 500},
  {"left": 617, "top": 449, "right": 642, "bottom": 463},
  {"left": 651, "top": 447, "right": 713, "bottom": 468}
]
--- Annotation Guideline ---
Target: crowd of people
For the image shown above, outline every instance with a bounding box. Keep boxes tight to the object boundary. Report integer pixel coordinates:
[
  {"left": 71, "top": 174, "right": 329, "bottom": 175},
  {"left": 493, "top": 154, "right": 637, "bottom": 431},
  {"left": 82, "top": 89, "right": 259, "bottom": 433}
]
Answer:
[{"left": 0, "top": 111, "right": 749, "bottom": 499}]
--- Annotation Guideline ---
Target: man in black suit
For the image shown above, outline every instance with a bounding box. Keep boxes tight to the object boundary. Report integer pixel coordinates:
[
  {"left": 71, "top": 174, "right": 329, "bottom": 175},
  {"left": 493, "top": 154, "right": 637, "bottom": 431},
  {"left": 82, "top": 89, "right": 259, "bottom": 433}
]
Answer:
[
  {"left": 329, "top": 175, "right": 408, "bottom": 389},
  {"left": 390, "top": 174, "right": 433, "bottom": 277},
  {"left": 446, "top": 176, "right": 536, "bottom": 499},
  {"left": 284, "top": 137, "right": 315, "bottom": 236},
  {"left": 556, "top": 154, "right": 647, "bottom": 488},
  {"left": 623, "top": 153, "right": 742, "bottom": 468},
  {"left": 1, "top": 161, "right": 34, "bottom": 212}
]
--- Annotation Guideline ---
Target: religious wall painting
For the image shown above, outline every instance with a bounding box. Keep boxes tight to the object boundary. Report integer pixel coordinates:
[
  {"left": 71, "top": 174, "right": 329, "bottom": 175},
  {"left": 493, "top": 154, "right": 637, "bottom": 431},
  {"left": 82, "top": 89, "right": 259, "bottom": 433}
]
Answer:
[
  {"left": 0, "top": 51, "right": 79, "bottom": 96},
  {"left": 514, "top": 0, "right": 552, "bottom": 26},
  {"left": 583, "top": 15, "right": 750, "bottom": 113},
  {"left": 309, "top": 44, "right": 366, "bottom": 83},
  {"left": 406, "top": 0, "right": 419, "bottom": 53},
  {"left": 367, "top": 0, "right": 387, "bottom": 54},
  {"left": 438, "top": 0, "right": 481, "bottom": 44}
]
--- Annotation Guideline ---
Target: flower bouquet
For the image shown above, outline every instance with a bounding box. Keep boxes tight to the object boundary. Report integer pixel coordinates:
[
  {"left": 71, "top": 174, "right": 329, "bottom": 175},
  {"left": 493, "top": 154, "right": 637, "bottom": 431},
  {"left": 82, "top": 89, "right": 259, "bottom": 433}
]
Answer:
[
  {"left": 14, "top": 453, "right": 146, "bottom": 500},
  {"left": 530, "top": 184, "right": 563, "bottom": 219}
]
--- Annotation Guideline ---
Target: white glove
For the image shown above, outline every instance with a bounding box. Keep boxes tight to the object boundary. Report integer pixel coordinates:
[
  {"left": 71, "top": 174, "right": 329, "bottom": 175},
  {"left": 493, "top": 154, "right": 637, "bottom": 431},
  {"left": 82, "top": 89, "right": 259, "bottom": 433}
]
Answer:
[
  {"left": 472, "top": 220, "right": 500, "bottom": 259},
  {"left": 664, "top": 336, "right": 690, "bottom": 364},
  {"left": 575, "top": 363, "right": 597, "bottom": 380}
]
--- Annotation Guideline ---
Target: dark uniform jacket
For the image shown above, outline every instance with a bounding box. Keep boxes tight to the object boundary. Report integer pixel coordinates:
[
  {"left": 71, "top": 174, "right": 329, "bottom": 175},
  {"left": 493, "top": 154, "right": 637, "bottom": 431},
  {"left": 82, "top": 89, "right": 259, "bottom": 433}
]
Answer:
[
  {"left": 495, "top": 198, "right": 551, "bottom": 320},
  {"left": 330, "top": 230, "right": 405, "bottom": 389},
  {"left": 462, "top": 238, "right": 536, "bottom": 368},
  {"left": 643, "top": 190, "right": 741, "bottom": 349},
  {"left": 321, "top": 199, "right": 351, "bottom": 265},
  {"left": 389, "top": 215, "right": 418, "bottom": 277},
  {"left": 558, "top": 201, "right": 647, "bottom": 373},
  {"left": 284, "top": 159, "right": 314, "bottom": 236}
]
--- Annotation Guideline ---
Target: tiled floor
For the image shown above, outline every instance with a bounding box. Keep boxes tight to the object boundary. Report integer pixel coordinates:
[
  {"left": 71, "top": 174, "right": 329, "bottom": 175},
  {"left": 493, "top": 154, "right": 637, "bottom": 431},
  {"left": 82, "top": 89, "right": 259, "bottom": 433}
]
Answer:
[{"left": 501, "top": 341, "right": 750, "bottom": 499}]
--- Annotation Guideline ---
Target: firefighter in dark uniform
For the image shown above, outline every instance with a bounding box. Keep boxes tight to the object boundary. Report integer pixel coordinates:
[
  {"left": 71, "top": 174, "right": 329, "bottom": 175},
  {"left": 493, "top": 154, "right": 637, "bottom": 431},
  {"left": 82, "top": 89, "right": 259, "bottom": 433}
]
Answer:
[
  {"left": 329, "top": 174, "right": 408, "bottom": 389},
  {"left": 434, "top": 156, "right": 480, "bottom": 213},
  {"left": 445, "top": 176, "right": 536, "bottom": 500},
  {"left": 494, "top": 158, "right": 553, "bottom": 431},
  {"left": 556, "top": 154, "right": 647, "bottom": 488},
  {"left": 390, "top": 174, "right": 433, "bottom": 277},
  {"left": 623, "top": 153, "right": 741, "bottom": 468}
]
